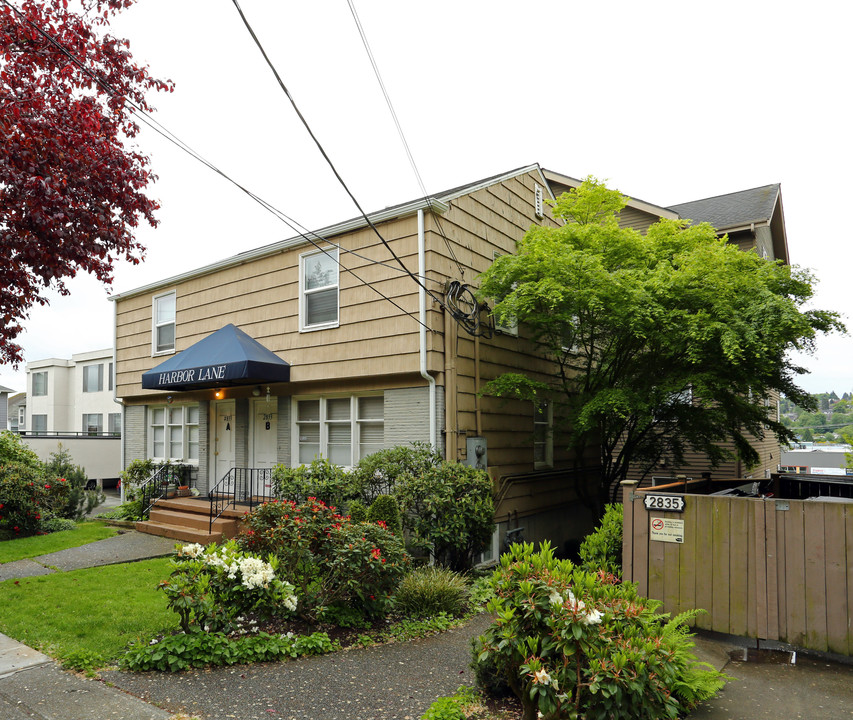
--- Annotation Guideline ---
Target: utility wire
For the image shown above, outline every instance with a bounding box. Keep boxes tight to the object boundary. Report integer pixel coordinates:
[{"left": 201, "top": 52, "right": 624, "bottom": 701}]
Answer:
[
  {"left": 229, "top": 0, "right": 446, "bottom": 308},
  {"left": 345, "top": 0, "right": 465, "bottom": 279},
  {"left": 0, "top": 0, "right": 435, "bottom": 328}
]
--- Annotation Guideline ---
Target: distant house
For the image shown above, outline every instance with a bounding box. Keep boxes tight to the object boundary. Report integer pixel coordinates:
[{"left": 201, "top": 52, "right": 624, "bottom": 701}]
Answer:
[
  {"left": 0, "top": 385, "right": 14, "bottom": 432},
  {"left": 19, "top": 350, "right": 122, "bottom": 486},
  {"left": 6, "top": 392, "right": 25, "bottom": 432}
]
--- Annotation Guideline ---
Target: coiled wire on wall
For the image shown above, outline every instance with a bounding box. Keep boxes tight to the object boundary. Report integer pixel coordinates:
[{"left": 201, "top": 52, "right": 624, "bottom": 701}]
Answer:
[{"left": 445, "top": 281, "right": 494, "bottom": 339}]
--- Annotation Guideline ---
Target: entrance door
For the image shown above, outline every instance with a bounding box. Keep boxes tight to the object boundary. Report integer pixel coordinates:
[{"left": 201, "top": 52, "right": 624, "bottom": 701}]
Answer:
[
  {"left": 251, "top": 398, "right": 278, "bottom": 496},
  {"left": 213, "top": 401, "right": 236, "bottom": 490}
]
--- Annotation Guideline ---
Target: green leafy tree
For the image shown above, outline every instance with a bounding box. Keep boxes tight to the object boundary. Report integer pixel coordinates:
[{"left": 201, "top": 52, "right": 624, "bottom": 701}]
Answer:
[
  {"left": 478, "top": 177, "right": 843, "bottom": 505},
  {"left": 801, "top": 428, "right": 815, "bottom": 443}
]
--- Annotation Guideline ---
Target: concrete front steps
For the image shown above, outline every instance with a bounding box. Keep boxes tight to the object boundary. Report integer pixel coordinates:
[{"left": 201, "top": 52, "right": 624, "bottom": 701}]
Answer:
[{"left": 135, "top": 497, "right": 247, "bottom": 544}]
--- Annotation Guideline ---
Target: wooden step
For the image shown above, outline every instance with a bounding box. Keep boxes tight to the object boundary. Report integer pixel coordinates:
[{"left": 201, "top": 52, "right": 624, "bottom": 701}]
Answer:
[
  {"left": 149, "top": 508, "right": 238, "bottom": 534},
  {"left": 135, "top": 520, "right": 225, "bottom": 545}
]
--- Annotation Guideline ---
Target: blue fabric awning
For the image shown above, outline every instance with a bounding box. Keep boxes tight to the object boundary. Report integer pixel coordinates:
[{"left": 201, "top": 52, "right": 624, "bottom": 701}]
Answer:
[{"left": 141, "top": 324, "right": 290, "bottom": 391}]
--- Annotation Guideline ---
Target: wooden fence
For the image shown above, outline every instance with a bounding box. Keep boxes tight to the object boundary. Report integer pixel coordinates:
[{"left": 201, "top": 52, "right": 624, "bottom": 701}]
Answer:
[{"left": 622, "top": 483, "right": 853, "bottom": 655}]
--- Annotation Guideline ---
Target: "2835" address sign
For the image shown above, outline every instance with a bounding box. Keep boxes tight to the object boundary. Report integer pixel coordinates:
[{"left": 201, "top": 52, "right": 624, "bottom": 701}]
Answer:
[{"left": 643, "top": 494, "right": 685, "bottom": 512}]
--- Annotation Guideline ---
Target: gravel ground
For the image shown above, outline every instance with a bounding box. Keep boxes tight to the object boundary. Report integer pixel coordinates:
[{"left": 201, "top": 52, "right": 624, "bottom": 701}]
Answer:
[{"left": 100, "top": 613, "right": 494, "bottom": 720}]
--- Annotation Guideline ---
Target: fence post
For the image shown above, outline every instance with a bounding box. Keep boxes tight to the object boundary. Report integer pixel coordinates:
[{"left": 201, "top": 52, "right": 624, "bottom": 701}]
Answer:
[{"left": 621, "top": 480, "right": 639, "bottom": 583}]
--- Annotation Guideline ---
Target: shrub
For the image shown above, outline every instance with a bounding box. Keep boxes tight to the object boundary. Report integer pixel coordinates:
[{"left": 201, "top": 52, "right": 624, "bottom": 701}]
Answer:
[
  {"left": 347, "top": 498, "right": 368, "bottom": 523},
  {"left": 0, "top": 461, "right": 50, "bottom": 539},
  {"left": 0, "top": 430, "right": 43, "bottom": 466},
  {"left": 271, "top": 458, "right": 358, "bottom": 506},
  {"left": 39, "top": 517, "right": 78, "bottom": 534},
  {"left": 578, "top": 503, "right": 623, "bottom": 577},
  {"left": 159, "top": 541, "right": 297, "bottom": 633},
  {"left": 472, "top": 541, "right": 726, "bottom": 720},
  {"left": 368, "top": 493, "right": 402, "bottom": 535},
  {"left": 396, "top": 462, "right": 495, "bottom": 571},
  {"left": 393, "top": 566, "right": 469, "bottom": 618},
  {"left": 238, "top": 498, "right": 411, "bottom": 622},
  {"left": 352, "top": 442, "right": 442, "bottom": 502},
  {"left": 45, "top": 444, "right": 104, "bottom": 521}
]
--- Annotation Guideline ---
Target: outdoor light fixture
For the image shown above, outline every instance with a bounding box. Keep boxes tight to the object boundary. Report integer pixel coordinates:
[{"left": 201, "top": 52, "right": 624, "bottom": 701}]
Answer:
[
  {"left": 265, "top": 386, "right": 271, "bottom": 403},
  {"left": 214, "top": 389, "right": 223, "bottom": 400},
  {"left": 252, "top": 386, "right": 261, "bottom": 397}
]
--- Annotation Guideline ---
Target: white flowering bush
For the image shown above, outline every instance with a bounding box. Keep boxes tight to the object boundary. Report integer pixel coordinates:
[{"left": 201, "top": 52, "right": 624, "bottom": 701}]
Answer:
[
  {"left": 472, "top": 541, "right": 726, "bottom": 720},
  {"left": 160, "top": 540, "right": 297, "bottom": 633}
]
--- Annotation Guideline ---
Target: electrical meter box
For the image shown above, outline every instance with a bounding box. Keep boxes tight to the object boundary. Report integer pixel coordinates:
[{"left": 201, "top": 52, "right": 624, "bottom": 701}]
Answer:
[{"left": 466, "top": 436, "right": 487, "bottom": 471}]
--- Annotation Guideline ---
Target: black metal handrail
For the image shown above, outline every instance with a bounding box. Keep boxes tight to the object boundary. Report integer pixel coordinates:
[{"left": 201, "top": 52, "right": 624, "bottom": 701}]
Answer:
[
  {"left": 138, "top": 464, "right": 194, "bottom": 520},
  {"left": 209, "top": 467, "right": 276, "bottom": 533}
]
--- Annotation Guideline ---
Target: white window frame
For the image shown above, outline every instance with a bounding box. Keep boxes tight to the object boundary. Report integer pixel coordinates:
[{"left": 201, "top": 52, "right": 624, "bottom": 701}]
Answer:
[
  {"left": 18, "top": 407, "right": 25, "bottom": 428},
  {"left": 148, "top": 404, "right": 200, "bottom": 463},
  {"left": 82, "top": 364, "right": 104, "bottom": 393},
  {"left": 152, "top": 290, "right": 176, "bottom": 356},
  {"left": 292, "top": 393, "right": 384, "bottom": 468},
  {"left": 534, "top": 400, "right": 553, "bottom": 469},
  {"left": 299, "top": 247, "right": 339, "bottom": 332},
  {"left": 32, "top": 371, "right": 48, "bottom": 396}
]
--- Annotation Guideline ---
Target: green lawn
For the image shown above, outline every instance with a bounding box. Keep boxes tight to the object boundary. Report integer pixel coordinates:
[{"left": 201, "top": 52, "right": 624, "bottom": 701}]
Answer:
[
  {"left": 0, "top": 558, "right": 177, "bottom": 664},
  {"left": 0, "top": 522, "right": 119, "bottom": 564}
]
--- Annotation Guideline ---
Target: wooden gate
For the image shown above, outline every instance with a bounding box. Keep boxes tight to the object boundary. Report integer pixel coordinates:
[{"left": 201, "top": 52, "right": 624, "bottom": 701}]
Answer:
[{"left": 622, "top": 483, "right": 853, "bottom": 655}]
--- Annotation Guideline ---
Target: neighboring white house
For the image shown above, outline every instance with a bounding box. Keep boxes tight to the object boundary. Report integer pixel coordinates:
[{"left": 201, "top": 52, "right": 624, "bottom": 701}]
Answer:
[
  {"left": 6, "top": 392, "right": 25, "bottom": 432},
  {"left": 0, "top": 385, "right": 13, "bottom": 432},
  {"left": 20, "top": 350, "right": 122, "bottom": 485},
  {"left": 25, "top": 349, "right": 120, "bottom": 436}
]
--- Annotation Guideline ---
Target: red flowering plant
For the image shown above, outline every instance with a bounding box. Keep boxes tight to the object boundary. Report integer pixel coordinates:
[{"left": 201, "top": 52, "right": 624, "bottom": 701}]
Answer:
[
  {"left": 238, "top": 497, "right": 410, "bottom": 622},
  {"left": 0, "top": 461, "right": 50, "bottom": 539}
]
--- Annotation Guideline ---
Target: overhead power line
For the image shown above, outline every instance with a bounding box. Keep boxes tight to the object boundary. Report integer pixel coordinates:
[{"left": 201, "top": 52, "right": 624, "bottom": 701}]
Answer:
[
  {"left": 229, "top": 0, "right": 445, "bottom": 309},
  {"left": 0, "top": 0, "right": 434, "bottom": 329},
  {"left": 344, "top": 0, "right": 465, "bottom": 278}
]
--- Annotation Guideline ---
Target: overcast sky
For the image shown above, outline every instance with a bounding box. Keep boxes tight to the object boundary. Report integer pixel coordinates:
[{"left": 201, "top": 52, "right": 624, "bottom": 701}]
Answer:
[{"left": 2, "top": 0, "right": 851, "bottom": 396}]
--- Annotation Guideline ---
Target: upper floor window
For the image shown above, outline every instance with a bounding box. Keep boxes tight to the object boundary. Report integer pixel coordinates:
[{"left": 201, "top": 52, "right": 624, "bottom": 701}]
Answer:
[
  {"left": 153, "top": 291, "right": 176, "bottom": 354},
  {"left": 108, "top": 412, "right": 121, "bottom": 436},
  {"left": 534, "top": 400, "right": 553, "bottom": 469},
  {"left": 32, "top": 371, "right": 48, "bottom": 396},
  {"left": 82, "top": 364, "right": 104, "bottom": 393},
  {"left": 300, "top": 248, "right": 339, "bottom": 331},
  {"left": 18, "top": 407, "right": 25, "bottom": 428},
  {"left": 492, "top": 251, "right": 518, "bottom": 336}
]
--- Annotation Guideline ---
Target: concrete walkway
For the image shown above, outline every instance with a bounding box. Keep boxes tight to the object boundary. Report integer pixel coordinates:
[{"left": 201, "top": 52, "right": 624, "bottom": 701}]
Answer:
[{"left": 1, "top": 530, "right": 852, "bottom": 719}]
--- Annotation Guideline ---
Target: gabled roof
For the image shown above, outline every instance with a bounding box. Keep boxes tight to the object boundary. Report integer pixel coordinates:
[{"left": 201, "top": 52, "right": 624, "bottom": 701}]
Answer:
[
  {"left": 667, "top": 184, "right": 780, "bottom": 232},
  {"left": 110, "top": 164, "right": 548, "bottom": 302}
]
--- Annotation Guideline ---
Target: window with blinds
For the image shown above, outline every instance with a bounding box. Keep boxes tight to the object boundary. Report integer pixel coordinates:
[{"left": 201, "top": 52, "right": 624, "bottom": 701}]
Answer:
[{"left": 294, "top": 394, "right": 384, "bottom": 467}]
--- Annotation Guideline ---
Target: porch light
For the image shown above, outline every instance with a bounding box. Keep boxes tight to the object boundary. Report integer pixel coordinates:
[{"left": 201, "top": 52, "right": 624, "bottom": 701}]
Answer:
[
  {"left": 214, "top": 389, "right": 223, "bottom": 399},
  {"left": 266, "top": 386, "right": 271, "bottom": 403}
]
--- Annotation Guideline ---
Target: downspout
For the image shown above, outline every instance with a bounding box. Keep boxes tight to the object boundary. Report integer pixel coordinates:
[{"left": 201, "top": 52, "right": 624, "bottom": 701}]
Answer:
[
  {"left": 112, "top": 299, "right": 125, "bottom": 503},
  {"left": 418, "top": 208, "right": 437, "bottom": 450}
]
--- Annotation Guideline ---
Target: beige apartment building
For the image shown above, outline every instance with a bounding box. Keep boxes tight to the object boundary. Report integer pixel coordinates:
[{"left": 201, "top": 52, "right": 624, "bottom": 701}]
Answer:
[{"left": 111, "top": 165, "right": 786, "bottom": 551}]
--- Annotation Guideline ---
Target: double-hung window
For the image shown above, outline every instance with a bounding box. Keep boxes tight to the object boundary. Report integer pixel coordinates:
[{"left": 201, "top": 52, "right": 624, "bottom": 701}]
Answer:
[
  {"left": 294, "top": 395, "right": 384, "bottom": 467},
  {"left": 149, "top": 405, "right": 199, "bottom": 462},
  {"left": 534, "top": 400, "right": 553, "bottom": 469},
  {"left": 83, "top": 364, "right": 103, "bottom": 392},
  {"left": 300, "top": 248, "right": 339, "bottom": 331},
  {"left": 153, "top": 291, "right": 176, "bottom": 354},
  {"left": 32, "top": 372, "right": 48, "bottom": 396}
]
